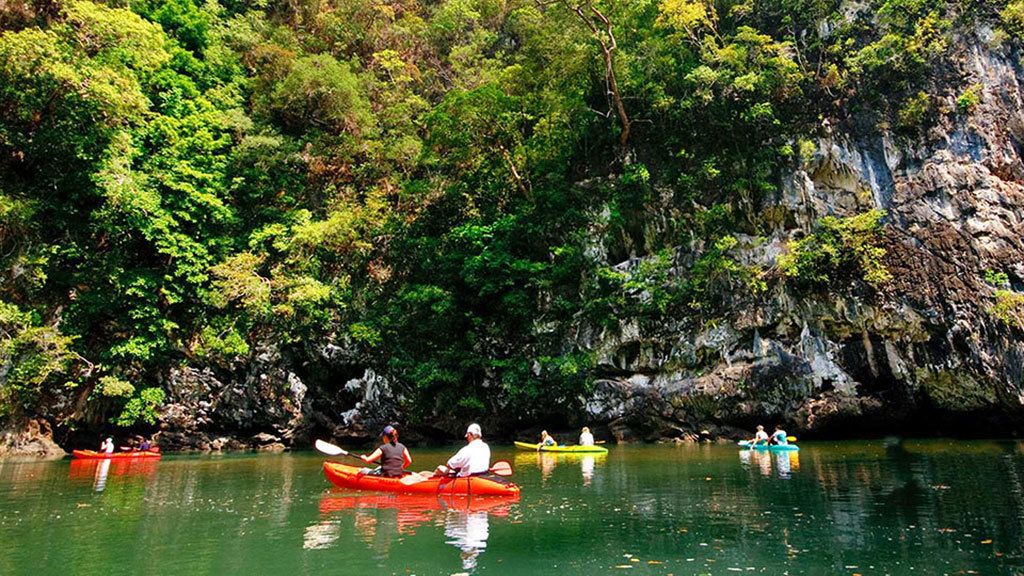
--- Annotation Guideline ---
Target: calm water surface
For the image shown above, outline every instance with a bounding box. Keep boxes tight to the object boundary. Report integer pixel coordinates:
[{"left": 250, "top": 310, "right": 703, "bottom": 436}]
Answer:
[{"left": 2, "top": 441, "right": 1023, "bottom": 575}]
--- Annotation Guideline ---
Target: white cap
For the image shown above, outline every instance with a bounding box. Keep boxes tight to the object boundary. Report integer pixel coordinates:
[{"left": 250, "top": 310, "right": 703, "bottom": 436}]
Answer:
[{"left": 466, "top": 423, "right": 482, "bottom": 437}]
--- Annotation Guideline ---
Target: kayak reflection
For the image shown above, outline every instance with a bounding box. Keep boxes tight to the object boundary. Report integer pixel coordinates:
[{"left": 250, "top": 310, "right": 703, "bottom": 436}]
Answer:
[
  {"left": 513, "top": 451, "right": 607, "bottom": 485},
  {"left": 68, "top": 458, "right": 158, "bottom": 492},
  {"left": 312, "top": 491, "right": 518, "bottom": 569},
  {"left": 739, "top": 449, "right": 800, "bottom": 479}
]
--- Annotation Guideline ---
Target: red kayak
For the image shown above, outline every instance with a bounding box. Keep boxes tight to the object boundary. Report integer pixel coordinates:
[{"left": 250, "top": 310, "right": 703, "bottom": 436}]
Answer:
[
  {"left": 72, "top": 450, "right": 162, "bottom": 460},
  {"left": 323, "top": 462, "right": 520, "bottom": 496}
]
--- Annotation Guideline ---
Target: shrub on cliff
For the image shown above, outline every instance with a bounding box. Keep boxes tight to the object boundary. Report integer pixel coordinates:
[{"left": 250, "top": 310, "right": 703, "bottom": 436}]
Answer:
[{"left": 779, "top": 210, "right": 892, "bottom": 291}]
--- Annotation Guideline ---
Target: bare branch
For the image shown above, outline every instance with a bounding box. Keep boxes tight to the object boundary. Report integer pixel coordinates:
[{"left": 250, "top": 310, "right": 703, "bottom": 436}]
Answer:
[{"left": 538, "top": 0, "right": 631, "bottom": 148}]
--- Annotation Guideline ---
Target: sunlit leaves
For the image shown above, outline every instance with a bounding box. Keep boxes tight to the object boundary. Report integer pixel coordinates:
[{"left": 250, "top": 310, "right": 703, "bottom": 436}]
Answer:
[
  {"left": 209, "top": 252, "right": 271, "bottom": 312},
  {"left": 0, "top": 301, "right": 76, "bottom": 418},
  {"left": 657, "top": 0, "right": 717, "bottom": 42},
  {"left": 270, "top": 54, "right": 373, "bottom": 136},
  {"left": 779, "top": 210, "right": 892, "bottom": 290}
]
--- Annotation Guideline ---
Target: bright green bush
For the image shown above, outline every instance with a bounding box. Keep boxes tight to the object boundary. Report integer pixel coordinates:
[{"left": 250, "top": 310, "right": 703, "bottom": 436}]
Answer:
[
  {"left": 957, "top": 84, "right": 982, "bottom": 112},
  {"left": 779, "top": 210, "right": 892, "bottom": 290},
  {"left": 1002, "top": 0, "right": 1024, "bottom": 37}
]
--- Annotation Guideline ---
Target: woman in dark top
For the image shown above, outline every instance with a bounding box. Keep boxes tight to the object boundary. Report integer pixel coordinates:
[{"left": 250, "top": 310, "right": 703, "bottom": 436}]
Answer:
[{"left": 361, "top": 425, "right": 412, "bottom": 477}]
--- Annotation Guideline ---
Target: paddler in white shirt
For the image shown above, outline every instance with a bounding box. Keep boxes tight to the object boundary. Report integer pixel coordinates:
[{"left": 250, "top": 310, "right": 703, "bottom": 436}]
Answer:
[{"left": 435, "top": 423, "right": 491, "bottom": 477}]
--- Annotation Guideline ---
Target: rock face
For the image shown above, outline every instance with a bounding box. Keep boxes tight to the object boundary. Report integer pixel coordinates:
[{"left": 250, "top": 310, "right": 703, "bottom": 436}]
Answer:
[
  {"left": 0, "top": 418, "right": 66, "bottom": 459},
  {"left": 154, "top": 341, "right": 399, "bottom": 451},
  {"left": 156, "top": 343, "right": 309, "bottom": 450},
  {"left": 578, "top": 28, "right": 1024, "bottom": 440}
]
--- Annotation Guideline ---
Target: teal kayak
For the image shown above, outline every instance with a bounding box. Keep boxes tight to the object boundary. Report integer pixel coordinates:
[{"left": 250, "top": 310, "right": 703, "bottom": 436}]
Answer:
[{"left": 738, "top": 441, "right": 799, "bottom": 452}]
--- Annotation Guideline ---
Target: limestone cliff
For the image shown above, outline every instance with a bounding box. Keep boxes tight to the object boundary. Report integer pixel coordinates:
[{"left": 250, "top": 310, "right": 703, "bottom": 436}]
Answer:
[{"left": 579, "top": 25, "right": 1024, "bottom": 441}]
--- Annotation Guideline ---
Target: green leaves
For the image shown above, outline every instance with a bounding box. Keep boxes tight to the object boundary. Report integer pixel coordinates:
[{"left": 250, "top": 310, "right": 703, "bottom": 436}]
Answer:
[
  {"left": 1003, "top": 0, "right": 1024, "bottom": 36},
  {"left": 270, "top": 54, "right": 372, "bottom": 136},
  {"left": 0, "top": 300, "right": 76, "bottom": 418},
  {"left": 779, "top": 210, "right": 892, "bottom": 290},
  {"left": 114, "top": 387, "right": 166, "bottom": 427}
]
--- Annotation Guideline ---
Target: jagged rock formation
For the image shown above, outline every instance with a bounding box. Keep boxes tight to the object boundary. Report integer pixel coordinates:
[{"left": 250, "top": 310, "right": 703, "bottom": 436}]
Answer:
[
  {"left": 580, "top": 27, "right": 1024, "bottom": 441},
  {"left": 0, "top": 418, "right": 66, "bottom": 459}
]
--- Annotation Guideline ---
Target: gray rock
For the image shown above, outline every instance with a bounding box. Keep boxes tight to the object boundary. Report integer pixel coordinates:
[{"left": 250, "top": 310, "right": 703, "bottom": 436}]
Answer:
[{"left": 0, "top": 419, "right": 66, "bottom": 460}]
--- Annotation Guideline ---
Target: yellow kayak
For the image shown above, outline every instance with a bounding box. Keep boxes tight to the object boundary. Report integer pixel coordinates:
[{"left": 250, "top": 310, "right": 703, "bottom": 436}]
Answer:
[{"left": 514, "top": 441, "right": 608, "bottom": 454}]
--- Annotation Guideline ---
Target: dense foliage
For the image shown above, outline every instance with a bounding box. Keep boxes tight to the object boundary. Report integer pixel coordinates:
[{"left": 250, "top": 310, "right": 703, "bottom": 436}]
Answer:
[{"left": 0, "top": 0, "right": 1013, "bottom": 431}]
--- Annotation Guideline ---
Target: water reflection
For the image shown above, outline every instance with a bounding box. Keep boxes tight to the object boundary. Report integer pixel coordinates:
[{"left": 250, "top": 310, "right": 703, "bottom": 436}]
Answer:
[
  {"left": 581, "top": 456, "right": 595, "bottom": 486},
  {"left": 445, "top": 508, "right": 489, "bottom": 571},
  {"left": 513, "top": 451, "right": 607, "bottom": 486},
  {"left": 68, "top": 458, "right": 158, "bottom": 492},
  {"left": 738, "top": 449, "right": 800, "bottom": 479},
  {"left": 95, "top": 459, "right": 110, "bottom": 491},
  {"left": 313, "top": 491, "right": 518, "bottom": 571}
]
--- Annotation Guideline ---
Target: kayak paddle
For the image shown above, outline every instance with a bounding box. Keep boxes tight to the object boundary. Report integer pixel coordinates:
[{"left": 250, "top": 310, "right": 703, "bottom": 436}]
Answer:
[
  {"left": 314, "top": 439, "right": 367, "bottom": 464},
  {"left": 490, "top": 460, "right": 513, "bottom": 476}
]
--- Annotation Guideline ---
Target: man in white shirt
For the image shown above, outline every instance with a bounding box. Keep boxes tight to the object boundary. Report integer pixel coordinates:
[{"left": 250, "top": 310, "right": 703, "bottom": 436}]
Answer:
[{"left": 436, "top": 423, "right": 491, "bottom": 477}]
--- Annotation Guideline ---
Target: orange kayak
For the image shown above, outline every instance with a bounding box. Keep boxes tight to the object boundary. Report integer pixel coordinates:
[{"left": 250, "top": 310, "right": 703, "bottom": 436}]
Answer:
[
  {"left": 323, "top": 462, "right": 520, "bottom": 496},
  {"left": 72, "top": 450, "right": 162, "bottom": 460}
]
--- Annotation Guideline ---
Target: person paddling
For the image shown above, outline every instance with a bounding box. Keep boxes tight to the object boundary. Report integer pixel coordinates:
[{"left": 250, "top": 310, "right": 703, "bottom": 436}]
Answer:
[
  {"left": 138, "top": 436, "right": 152, "bottom": 452},
  {"left": 579, "top": 427, "right": 594, "bottom": 446},
  {"left": 771, "top": 425, "right": 789, "bottom": 446},
  {"left": 361, "top": 425, "right": 412, "bottom": 478},
  {"left": 100, "top": 437, "right": 115, "bottom": 454},
  {"left": 435, "top": 423, "right": 490, "bottom": 477},
  {"left": 750, "top": 425, "right": 769, "bottom": 446},
  {"left": 538, "top": 430, "right": 557, "bottom": 450}
]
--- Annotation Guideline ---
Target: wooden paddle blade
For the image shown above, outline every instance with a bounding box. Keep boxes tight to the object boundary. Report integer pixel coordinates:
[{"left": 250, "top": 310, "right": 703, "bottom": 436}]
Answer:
[
  {"left": 489, "top": 460, "right": 513, "bottom": 476},
  {"left": 399, "top": 472, "right": 431, "bottom": 486},
  {"left": 737, "top": 440, "right": 751, "bottom": 447},
  {"left": 787, "top": 436, "right": 797, "bottom": 442},
  {"left": 314, "top": 439, "right": 346, "bottom": 456}
]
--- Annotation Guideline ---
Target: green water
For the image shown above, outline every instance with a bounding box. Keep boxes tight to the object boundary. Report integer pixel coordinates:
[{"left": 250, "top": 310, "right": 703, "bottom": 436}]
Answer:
[{"left": 2, "top": 441, "right": 1023, "bottom": 575}]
